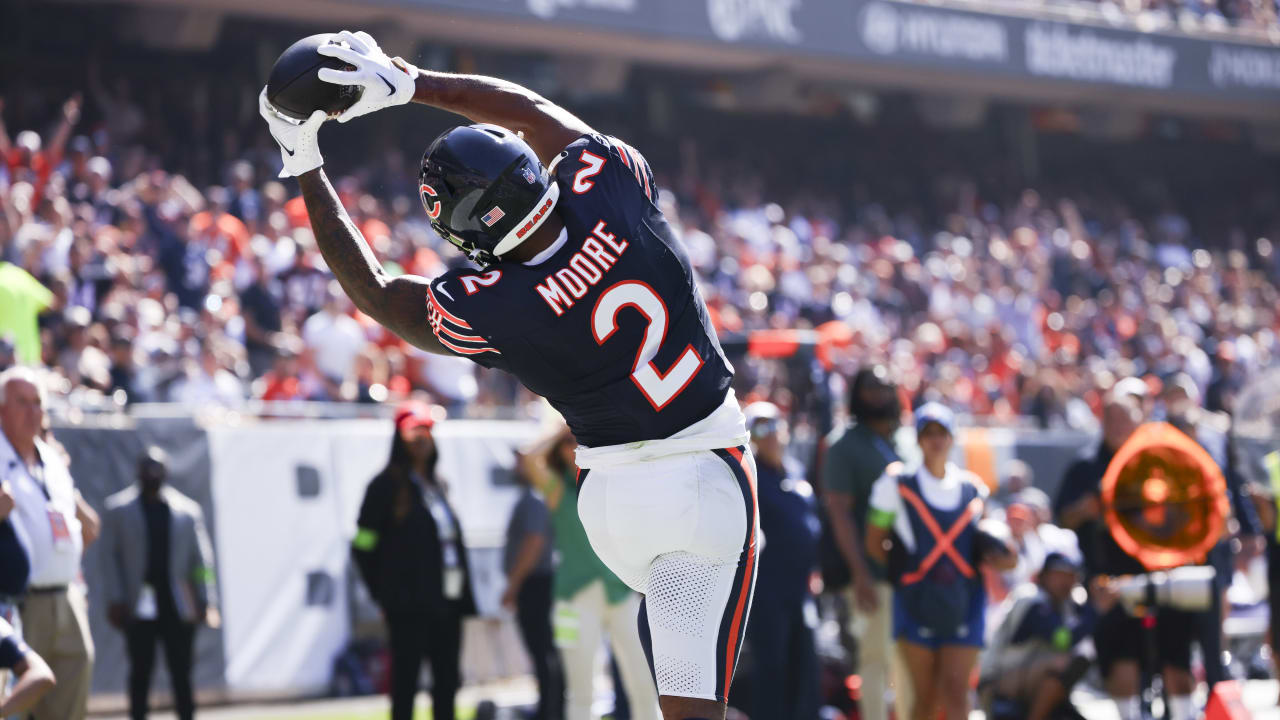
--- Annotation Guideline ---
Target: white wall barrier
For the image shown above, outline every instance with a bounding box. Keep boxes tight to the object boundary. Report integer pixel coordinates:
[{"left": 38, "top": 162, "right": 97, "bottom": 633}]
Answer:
[
  {"left": 207, "top": 418, "right": 541, "bottom": 696},
  {"left": 61, "top": 416, "right": 1097, "bottom": 701}
]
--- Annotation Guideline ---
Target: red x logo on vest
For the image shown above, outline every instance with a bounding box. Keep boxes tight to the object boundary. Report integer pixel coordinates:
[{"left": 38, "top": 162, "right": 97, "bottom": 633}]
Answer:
[{"left": 897, "top": 485, "right": 984, "bottom": 586}]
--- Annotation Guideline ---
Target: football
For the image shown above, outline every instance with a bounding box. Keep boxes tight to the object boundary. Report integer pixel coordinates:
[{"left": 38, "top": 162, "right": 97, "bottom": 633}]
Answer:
[{"left": 265, "top": 33, "right": 362, "bottom": 121}]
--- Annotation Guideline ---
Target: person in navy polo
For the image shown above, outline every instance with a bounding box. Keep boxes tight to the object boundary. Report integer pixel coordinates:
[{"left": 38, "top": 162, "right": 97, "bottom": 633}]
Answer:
[{"left": 737, "top": 402, "right": 821, "bottom": 720}]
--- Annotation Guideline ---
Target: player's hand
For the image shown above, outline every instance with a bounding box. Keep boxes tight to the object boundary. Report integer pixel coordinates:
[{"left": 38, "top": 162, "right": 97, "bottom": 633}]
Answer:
[
  {"left": 258, "top": 88, "right": 327, "bottom": 178},
  {"left": 0, "top": 482, "right": 13, "bottom": 521},
  {"left": 63, "top": 93, "right": 82, "bottom": 124},
  {"left": 107, "top": 603, "right": 129, "bottom": 630},
  {"left": 853, "top": 574, "right": 879, "bottom": 612},
  {"left": 500, "top": 585, "right": 518, "bottom": 611},
  {"left": 315, "top": 30, "right": 418, "bottom": 123},
  {"left": 1089, "top": 576, "right": 1119, "bottom": 614}
]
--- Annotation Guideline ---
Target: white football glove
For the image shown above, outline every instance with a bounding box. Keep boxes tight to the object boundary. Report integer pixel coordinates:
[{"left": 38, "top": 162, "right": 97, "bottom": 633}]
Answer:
[
  {"left": 258, "top": 88, "right": 327, "bottom": 178},
  {"left": 315, "top": 30, "right": 419, "bottom": 123}
]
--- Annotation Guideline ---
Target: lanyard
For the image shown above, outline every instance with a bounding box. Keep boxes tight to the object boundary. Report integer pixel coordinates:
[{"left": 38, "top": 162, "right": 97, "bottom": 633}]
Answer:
[
  {"left": 871, "top": 433, "right": 899, "bottom": 465},
  {"left": 30, "top": 462, "right": 50, "bottom": 502},
  {"left": 7, "top": 456, "right": 49, "bottom": 502}
]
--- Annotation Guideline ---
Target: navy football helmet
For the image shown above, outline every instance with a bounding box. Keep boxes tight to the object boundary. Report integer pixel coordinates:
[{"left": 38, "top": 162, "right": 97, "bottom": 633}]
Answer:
[{"left": 418, "top": 124, "right": 560, "bottom": 266}]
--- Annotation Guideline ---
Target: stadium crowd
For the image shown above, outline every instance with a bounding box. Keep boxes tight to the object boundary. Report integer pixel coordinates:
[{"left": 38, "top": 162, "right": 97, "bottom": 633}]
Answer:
[{"left": 0, "top": 73, "right": 1276, "bottom": 436}]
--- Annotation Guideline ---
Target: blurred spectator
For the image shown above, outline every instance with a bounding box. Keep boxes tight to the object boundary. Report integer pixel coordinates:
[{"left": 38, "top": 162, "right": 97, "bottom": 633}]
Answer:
[
  {"left": 980, "top": 549, "right": 1117, "bottom": 720},
  {"left": 108, "top": 332, "right": 142, "bottom": 403},
  {"left": 737, "top": 402, "right": 821, "bottom": 720},
  {"left": 2, "top": 94, "right": 81, "bottom": 197},
  {"left": 1054, "top": 388, "right": 1148, "bottom": 580},
  {"left": 255, "top": 336, "right": 308, "bottom": 402},
  {"left": 0, "top": 262, "right": 54, "bottom": 366},
  {"left": 226, "top": 161, "right": 260, "bottom": 227},
  {"left": 821, "top": 365, "right": 913, "bottom": 720},
  {"left": 518, "top": 425, "right": 660, "bottom": 720},
  {"left": 504, "top": 455, "right": 564, "bottom": 720},
  {"left": 351, "top": 402, "right": 476, "bottom": 720},
  {"left": 1054, "top": 390, "right": 1198, "bottom": 720},
  {"left": 1160, "top": 373, "right": 1261, "bottom": 688},
  {"left": 239, "top": 250, "right": 284, "bottom": 379},
  {"left": 0, "top": 367, "right": 97, "bottom": 720},
  {"left": 188, "top": 186, "right": 249, "bottom": 277},
  {"left": 991, "top": 459, "right": 1033, "bottom": 509},
  {"left": 168, "top": 344, "right": 244, "bottom": 408},
  {"left": 57, "top": 307, "right": 111, "bottom": 392},
  {"left": 301, "top": 281, "right": 365, "bottom": 386},
  {"left": 101, "top": 446, "right": 220, "bottom": 720},
  {"left": 995, "top": 488, "right": 1071, "bottom": 598}
]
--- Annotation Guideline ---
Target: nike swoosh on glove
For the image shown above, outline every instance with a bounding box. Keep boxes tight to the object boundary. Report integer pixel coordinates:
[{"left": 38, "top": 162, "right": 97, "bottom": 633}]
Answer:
[
  {"left": 316, "top": 30, "right": 419, "bottom": 123},
  {"left": 259, "top": 87, "right": 327, "bottom": 178}
]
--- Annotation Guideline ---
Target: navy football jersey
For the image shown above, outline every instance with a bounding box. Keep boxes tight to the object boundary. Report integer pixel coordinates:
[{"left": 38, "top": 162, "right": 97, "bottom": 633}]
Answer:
[
  {"left": 426, "top": 134, "right": 734, "bottom": 447},
  {"left": 0, "top": 616, "right": 28, "bottom": 670}
]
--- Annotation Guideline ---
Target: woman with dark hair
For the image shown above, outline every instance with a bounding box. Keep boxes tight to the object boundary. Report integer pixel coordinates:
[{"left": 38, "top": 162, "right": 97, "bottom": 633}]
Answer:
[{"left": 352, "top": 402, "right": 476, "bottom": 720}]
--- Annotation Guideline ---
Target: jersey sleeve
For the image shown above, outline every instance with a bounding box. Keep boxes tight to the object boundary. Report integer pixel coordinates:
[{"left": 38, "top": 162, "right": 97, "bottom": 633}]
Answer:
[
  {"left": 0, "top": 618, "right": 29, "bottom": 670},
  {"left": 425, "top": 273, "right": 508, "bottom": 371},
  {"left": 602, "top": 135, "right": 657, "bottom": 203},
  {"left": 555, "top": 134, "right": 658, "bottom": 207}
]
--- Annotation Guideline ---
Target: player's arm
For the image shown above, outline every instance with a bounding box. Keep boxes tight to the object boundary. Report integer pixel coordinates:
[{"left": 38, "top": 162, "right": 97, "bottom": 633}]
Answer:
[
  {"left": 409, "top": 72, "right": 592, "bottom": 165},
  {"left": 257, "top": 88, "right": 450, "bottom": 356},
  {"left": 296, "top": 170, "right": 450, "bottom": 355},
  {"left": 0, "top": 641, "right": 55, "bottom": 717}
]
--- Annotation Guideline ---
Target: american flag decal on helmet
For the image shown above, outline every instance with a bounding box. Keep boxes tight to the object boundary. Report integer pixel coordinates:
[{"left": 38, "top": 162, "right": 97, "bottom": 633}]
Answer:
[
  {"left": 522, "top": 167, "right": 537, "bottom": 184},
  {"left": 481, "top": 206, "right": 505, "bottom": 226}
]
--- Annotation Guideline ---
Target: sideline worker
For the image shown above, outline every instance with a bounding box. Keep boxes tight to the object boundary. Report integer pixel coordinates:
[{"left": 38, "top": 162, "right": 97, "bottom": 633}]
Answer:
[
  {"left": 865, "top": 403, "right": 1016, "bottom": 720},
  {"left": 352, "top": 402, "right": 476, "bottom": 720}
]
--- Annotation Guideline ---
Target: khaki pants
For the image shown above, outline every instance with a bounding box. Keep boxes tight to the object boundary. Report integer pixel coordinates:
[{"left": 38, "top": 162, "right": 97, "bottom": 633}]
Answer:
[
  {"left": 555, "top": 580, "right": 660, "bottom": 720},
  {"left": 847, "top": 582, "right": 911, "bottom": 720},
  {"left": 20, "top": 586, "right": 95, "bottom": 720}
]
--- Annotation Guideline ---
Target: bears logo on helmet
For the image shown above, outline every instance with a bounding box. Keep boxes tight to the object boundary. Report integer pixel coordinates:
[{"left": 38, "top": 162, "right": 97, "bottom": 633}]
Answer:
[{"left": 420, "top": 184, "right": 441, "bottom": 219}]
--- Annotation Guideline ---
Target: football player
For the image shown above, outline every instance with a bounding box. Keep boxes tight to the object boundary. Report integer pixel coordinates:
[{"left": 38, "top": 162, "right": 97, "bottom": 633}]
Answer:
[{"left": 258, "top": 30, "right": 757, "bottom": 720}]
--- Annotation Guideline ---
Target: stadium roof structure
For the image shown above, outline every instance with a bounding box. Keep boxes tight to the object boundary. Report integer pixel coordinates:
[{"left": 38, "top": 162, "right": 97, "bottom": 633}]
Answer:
[{"left": 79, "top": 0, "right": 1280, "bottom": 121}]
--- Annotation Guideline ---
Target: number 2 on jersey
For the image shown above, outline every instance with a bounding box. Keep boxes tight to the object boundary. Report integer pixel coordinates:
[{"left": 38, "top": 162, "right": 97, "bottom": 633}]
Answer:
[{"left": 592, "top": 281, "right": 704, "bottom": 411}]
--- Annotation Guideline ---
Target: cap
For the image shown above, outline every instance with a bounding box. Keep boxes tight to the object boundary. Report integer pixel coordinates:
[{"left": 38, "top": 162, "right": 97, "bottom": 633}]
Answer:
[
  {"left": 742, "top": 397, "right": 778, "bottom": 438},
  {"left": 742, "top": 397, "right": 778, "bottom": 425},
  {"left": 1041, "top": 551, "right": 1082, "bottom": 575},
  {"left": 1161, "top": 372, "right": 1200, "bottom": 404},
  {"left": 395, "top": 401, "right": 436, "bottom": 432},
  {"left": 1010, "top": 487, "right": 1051, "bottom": 516},
  {"left": 914, "top": 402, "right": 955, "bottom": 436},
  {"left": 1111, "top": 376, "right": 1149, "bottom": 401}
]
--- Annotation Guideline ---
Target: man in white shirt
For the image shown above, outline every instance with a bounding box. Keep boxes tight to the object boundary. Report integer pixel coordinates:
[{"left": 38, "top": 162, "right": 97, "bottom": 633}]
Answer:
[
  {"left": 301, "top": 282, "right": 367, "bottom": 384},
  {"left": 0, "top": 366, "right": 98, "bottom": 720}
]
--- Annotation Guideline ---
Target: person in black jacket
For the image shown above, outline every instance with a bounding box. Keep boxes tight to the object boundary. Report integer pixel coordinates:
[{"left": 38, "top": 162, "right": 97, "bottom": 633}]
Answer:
[{"left": 352, "top": 402, "right": 477, "bottom": 720}]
